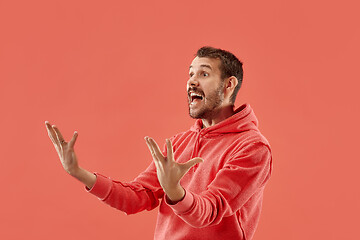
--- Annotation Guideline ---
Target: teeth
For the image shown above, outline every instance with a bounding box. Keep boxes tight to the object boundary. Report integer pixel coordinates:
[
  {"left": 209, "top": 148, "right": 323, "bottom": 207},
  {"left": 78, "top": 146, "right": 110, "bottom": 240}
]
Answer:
[{"left": 190, "top": 93, "right": 202, "bottom": 97}]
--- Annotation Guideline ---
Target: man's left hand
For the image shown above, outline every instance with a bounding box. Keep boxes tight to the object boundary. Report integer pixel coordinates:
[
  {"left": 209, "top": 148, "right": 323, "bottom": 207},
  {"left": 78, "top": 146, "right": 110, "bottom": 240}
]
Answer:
[{"left": 145, "top": 137, "right": 203, "bottom": 202}]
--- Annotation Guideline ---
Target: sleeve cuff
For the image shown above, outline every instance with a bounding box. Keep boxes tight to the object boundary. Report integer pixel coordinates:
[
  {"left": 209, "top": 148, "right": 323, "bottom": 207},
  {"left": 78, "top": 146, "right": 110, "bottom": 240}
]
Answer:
[
  {"left": 166, "top": 190, "right": 194, "bottom": 214},
  {"left": 85, "top": 173, "right": 113, "bottom": 200}
]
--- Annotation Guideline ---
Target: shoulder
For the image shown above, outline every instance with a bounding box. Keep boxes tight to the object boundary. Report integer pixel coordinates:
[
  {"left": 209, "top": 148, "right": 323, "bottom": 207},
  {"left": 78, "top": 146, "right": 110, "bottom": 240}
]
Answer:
[
  {"left": 233, "top": 127, "right": 270, "bottom": 147},
  {"left": 228, "top": 130, "right": 272, "bottom": 160}
]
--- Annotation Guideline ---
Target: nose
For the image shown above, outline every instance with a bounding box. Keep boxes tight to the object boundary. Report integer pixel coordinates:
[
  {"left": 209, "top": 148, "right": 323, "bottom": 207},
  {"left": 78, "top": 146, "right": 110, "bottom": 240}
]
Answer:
[{"left": 187, "top": 75, "right": 199, "bottom": 88}]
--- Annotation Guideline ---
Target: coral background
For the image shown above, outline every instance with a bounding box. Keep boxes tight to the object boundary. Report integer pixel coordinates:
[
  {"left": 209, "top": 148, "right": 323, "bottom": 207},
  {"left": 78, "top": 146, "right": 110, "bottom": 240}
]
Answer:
[{"left": 1, "top": 0, "right": 359, "bottom": 239}]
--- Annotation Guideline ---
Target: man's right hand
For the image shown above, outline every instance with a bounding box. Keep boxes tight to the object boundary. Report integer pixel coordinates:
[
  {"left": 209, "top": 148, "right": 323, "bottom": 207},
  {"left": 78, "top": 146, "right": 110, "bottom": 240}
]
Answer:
[{"left": 45, "top": 121, "right": 96, "bottom": 189}]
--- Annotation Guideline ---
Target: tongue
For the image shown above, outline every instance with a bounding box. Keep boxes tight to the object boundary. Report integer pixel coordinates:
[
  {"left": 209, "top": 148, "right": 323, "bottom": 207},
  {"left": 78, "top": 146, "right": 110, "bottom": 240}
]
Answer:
[{"left": 191, "top": 98, "right": 202, "bottom": 105}]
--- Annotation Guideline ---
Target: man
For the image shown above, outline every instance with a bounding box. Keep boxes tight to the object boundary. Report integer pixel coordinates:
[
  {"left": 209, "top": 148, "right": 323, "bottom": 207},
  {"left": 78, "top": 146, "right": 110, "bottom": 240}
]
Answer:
[{"left": 45, "top": 46, "right": 272, "bottom": 239}]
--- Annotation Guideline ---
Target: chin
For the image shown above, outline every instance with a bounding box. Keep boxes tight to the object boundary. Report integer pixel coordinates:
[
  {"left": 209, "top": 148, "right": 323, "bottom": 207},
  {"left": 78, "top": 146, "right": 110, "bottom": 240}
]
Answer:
[
  {"left": 188, "top": 109, "right": 198, "bottom": 119},
  {"left": 189, "top": 114, "right": 201, "bottom": 119},
  {"left": 188, "top": 108, "right": 206, "bottom": 119}
]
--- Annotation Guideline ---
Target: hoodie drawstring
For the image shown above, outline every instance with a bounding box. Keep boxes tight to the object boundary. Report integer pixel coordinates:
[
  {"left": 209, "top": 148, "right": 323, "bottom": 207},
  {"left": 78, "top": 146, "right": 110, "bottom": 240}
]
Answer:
[{"left": 190, "top": 132, "right": 201, "bottom": 172}]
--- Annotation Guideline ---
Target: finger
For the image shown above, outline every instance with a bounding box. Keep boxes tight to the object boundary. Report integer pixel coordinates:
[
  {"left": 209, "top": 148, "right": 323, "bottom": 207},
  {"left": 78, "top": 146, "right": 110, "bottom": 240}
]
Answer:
[
  {"left": 45, "top": 122, "right": 55, "bottom": 140},
  {"left": 145, "top": 138, "right": 166, "bottom": 173},
  {"left": 52, "top": 126, "right": 66, "bottom": 153},
  {"left": 45, "top": 121, "right": 63, "bottom": 157},
  {"left": 181, "top": 157, "right": 204, "bottom": 171},
  {"left": 45, "top": 121, "right": 60, "bottom": 145},
  {"left": 148, "top": 137, "right": 165, "bottom": 160},
  {"left": 166, "top": 139, "right": 174, "bottom": 160},
  {"left": 68, "top": 131, "right": 78, "bottom": 148},
  {"left": 145, "top": 137, "right": 158, "bottom": 161},
  {"left": 45, "top": 121, "right": 52, "bottom": 127},
  {"left": 52, "top": 125, "right": 65, "bottom": 144},
  {"left": 152, "top": 156, "right": 163, "bottom": 172}
]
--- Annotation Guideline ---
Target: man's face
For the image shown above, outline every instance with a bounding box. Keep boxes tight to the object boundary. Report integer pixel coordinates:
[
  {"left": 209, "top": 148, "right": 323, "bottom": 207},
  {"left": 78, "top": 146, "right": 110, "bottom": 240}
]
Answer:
[{"left": 187, "top": 57, "right": 225, "bottom": 119}]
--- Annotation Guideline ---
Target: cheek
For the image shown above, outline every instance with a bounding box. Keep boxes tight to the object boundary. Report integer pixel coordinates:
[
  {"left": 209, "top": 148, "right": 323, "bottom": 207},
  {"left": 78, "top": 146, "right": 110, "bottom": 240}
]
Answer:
[{"left": 203, "top": 83, "right": 218, "bottom": 95}]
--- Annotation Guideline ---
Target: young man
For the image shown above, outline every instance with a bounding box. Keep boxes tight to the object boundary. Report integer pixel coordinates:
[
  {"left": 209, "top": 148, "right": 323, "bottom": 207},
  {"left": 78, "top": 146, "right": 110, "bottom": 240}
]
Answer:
[{"left": 45, "top": 46, "right": 272, "bottom": 240}]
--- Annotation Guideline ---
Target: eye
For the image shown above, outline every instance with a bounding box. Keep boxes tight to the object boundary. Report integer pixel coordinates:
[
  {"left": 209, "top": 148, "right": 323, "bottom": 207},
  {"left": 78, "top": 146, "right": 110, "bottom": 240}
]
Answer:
[
  {"left": 202, "top": 72, "right": 209, "bottom": 77},
  {"left": 189, "top": 72, "right": 194, "bottom": 77}
]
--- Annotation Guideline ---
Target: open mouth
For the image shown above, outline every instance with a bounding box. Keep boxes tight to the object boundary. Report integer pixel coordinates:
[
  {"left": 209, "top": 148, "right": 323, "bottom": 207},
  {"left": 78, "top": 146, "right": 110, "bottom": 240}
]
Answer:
[{"left": 189, "top": 92, "right": 204, "bottom": 104}]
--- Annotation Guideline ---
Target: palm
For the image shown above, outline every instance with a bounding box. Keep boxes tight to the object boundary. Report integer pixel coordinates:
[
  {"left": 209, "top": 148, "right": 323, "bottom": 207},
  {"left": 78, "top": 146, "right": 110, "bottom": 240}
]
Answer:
[
  {"left": 62, "top": 147, "right": 78, "bottom": 172},
  {"left": 45, "top": 121, "right": 79, "bottom": 174},
  {"left": 145, "top": 137, "right": 203, "bottom": 200}
]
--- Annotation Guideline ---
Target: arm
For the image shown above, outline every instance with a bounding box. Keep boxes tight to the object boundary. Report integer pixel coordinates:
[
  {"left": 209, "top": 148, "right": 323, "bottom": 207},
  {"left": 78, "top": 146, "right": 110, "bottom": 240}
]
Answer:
[
  {"left": 145, "top": 137, "right": 272, "bottom": 228},
  {"left": 88, "top": 163, "right": 164, "bottom": 214},
  {"left": 45, "top": 121, "right": 163, "bottom": 214},
  {"left": 171, "top": 142, "right": 272, "bottom": 227},
  {"left": 45, "top": 121, "right": 96, "bottom": 189}
]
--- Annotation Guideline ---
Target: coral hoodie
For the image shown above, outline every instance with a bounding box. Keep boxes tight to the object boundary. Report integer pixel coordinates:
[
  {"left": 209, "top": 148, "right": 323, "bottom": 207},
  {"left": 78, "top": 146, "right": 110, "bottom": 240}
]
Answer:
[{"left": 88, "top": 103, "right": 272, "bottom": 240}]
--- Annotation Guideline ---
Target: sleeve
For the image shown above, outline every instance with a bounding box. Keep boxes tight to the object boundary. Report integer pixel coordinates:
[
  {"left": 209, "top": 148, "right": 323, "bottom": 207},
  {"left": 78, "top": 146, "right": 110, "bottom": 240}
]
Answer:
[
  {"left": 87, "top": 161, "right": 164, "bottom": 215},
  {"left": 166, "top": 141, "right": 272, "bottom": 228}
]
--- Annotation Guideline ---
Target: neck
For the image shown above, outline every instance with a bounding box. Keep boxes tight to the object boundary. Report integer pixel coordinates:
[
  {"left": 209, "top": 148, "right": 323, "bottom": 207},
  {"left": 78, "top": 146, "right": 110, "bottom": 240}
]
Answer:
[{"left": 201, "top": 105, "right": 235, "bottom": 128}]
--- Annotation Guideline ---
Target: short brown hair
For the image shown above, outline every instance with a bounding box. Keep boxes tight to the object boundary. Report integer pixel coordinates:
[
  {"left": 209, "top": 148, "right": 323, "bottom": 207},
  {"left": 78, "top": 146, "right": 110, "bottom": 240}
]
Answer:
[{"left": 196, "top": 46, "right": 243, "bottom": 104}]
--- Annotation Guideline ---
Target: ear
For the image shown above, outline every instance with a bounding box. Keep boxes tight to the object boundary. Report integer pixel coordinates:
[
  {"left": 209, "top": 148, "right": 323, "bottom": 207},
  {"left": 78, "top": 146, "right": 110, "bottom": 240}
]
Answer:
[{"left": 224, "top": 76, "right": 238, "bottom": 97}]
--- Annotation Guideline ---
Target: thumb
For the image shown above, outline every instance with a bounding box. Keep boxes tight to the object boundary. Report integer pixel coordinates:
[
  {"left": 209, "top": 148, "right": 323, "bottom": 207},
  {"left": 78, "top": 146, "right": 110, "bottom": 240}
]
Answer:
[
  {"left": 181, "top": 157, "right": 204, "bottom": 171},
  {"left": 68, "top": 131, "right": 78, "bottom": 148}
]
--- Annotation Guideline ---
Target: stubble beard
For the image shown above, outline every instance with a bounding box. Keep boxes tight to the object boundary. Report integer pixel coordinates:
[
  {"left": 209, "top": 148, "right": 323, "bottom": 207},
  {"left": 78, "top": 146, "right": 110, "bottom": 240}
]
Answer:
[{"left": 188, "top": 83, "right": 224, "bottom": 120}]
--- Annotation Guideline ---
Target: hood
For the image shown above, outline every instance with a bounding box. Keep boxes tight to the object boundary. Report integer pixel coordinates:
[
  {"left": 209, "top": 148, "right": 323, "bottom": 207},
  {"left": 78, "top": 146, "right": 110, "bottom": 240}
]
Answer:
[
  {"left": 187, "top": 103, "right": 259, "bottom": 171},
  {"left": 190, "top": 103, "right": 259, "bottom": 138}
]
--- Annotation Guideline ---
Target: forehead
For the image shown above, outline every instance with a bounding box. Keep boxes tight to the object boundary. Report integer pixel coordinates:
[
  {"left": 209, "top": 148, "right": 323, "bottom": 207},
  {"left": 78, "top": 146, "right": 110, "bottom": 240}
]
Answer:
[{"left": 189, "top": 57, "right": 221, "bottom": 72}]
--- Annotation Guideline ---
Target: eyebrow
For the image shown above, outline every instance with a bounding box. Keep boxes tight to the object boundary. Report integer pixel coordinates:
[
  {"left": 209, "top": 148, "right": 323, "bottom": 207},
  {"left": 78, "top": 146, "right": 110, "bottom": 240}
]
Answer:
[{"left": 189, "top": 64, "right": 213, "bottom": 70}]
